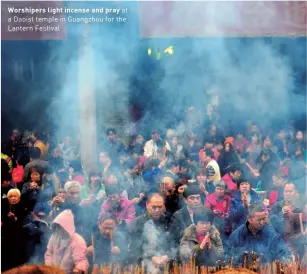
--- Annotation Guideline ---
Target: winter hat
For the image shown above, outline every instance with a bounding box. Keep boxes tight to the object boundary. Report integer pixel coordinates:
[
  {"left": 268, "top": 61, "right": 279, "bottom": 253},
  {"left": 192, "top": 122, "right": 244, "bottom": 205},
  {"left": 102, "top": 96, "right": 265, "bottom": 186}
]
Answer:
[{"left": 224, "top": 136, "right": 234, "bottom": 146}]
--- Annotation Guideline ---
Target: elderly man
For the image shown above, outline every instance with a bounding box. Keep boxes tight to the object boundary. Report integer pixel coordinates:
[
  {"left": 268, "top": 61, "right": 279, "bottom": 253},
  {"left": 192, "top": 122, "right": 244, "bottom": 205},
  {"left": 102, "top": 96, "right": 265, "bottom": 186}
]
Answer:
[
  {"left": 129, "top": 193, "right": 174, "bottom": 272},
  {"left": 228, "top": 203, "right": 292, "bottom": 266}
]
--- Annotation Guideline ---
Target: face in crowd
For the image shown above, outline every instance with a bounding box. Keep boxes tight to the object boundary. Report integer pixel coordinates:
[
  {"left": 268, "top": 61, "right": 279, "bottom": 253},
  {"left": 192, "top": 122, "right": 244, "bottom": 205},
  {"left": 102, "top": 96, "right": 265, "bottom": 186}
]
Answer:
[
  {"left": 146, "top": 195, "right": 165, "bottom": 220},
  {"left": 184, "top": 194, "right": 201, "bottom": 210},
  {"left": 230, "top": 169, "right": 241, "bottom": 181},
  {"left": 8, "top": 191, "right": 20, "bottom": 205},
  {"left": 108, "top": 193, "right": 121, "bottom": 208},
  {"left": 248, "top": 210, "right": 267, "bottom": 232},
  {"left": 108, "top": 130, "right": 117, "bottom": 142},
  {"left": 99, "top": 218, "right": 116, "bottom": 239},
  {"left": 195, "top": 220, "right": 211, "bottom": 236},
  {"left": 30, "top": 171, "right": 41, "bottom": 183},
  {"left": 160, "top": 177, "right": 175, "bottom": 198},
  {"left": 100, "top": 152, "right": 111, "bottom": 165},
  {"left": 66, "top": 185, "right": 81, "bottom": 204},
  {"left": 215, "top": 186, "right": 225, "bottom": 197},
  {"left": 284, "top": 183, "right": 298, "bottom": 204},
  {"left": 239, "top": 182, "right": 250, "bottom": 194}
]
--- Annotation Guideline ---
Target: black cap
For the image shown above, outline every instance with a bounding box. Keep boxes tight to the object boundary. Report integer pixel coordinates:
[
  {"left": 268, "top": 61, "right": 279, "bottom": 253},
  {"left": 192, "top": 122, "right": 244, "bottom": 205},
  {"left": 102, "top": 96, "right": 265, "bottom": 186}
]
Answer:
[{"left": 183, "top": 185, "right": 201, "bottom": 198}]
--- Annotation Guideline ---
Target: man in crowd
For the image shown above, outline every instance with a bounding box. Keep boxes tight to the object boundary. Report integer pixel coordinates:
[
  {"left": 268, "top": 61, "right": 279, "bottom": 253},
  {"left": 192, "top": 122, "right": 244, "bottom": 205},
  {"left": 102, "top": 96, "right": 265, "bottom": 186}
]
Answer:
[
  {"left": 228, "top": 203, "right": 292, "bottom": 266},
  {"left": 129, "top": 193, "right": 174, "bottom": 271},
  {"left": 144, "top": 130, "right": 171, "bottom": 159}
]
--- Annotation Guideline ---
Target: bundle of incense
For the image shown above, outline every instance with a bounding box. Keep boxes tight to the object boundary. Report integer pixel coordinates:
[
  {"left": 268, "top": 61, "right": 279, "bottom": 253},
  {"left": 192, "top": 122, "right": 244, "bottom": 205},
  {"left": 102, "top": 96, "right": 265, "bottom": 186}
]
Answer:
[
  {"left": 243, "top": 251, "right": 248, "bottom": 268},
  {"left": 276, "top": 261, "right": 281, "bottom": 274},
  {"left": 163, "top": 263, "right": 169, "bottom": 274},
  {"left": 91, "top": 265, "right": 99, "bottom": 274}
]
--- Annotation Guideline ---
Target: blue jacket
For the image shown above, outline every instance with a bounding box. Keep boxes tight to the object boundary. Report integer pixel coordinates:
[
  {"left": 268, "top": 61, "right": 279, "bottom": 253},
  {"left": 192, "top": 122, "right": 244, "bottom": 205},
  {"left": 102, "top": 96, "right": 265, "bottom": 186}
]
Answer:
[
  {"left": 228, "top": 222, "right": 292, "bottom": 266},
  {"left": 228, "top": 190, "right": 260, "bottom": 230}
]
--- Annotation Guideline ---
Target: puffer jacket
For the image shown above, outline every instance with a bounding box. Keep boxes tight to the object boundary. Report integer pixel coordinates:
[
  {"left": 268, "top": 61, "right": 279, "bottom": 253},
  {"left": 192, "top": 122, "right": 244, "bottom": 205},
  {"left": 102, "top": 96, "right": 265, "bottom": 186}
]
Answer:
[
  {"left": 180, "top": 224, "right": 224, "bottom": 266},
  {"left": 45, "top": 210, "right": 89, "bottom": 274}
]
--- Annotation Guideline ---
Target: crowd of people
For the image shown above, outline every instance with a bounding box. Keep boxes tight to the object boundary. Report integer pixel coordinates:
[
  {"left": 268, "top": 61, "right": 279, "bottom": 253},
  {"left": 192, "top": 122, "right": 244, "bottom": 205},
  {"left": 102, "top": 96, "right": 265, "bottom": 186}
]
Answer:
[{"left": 1, "top": 103, "right": 307, "bottom": 274}]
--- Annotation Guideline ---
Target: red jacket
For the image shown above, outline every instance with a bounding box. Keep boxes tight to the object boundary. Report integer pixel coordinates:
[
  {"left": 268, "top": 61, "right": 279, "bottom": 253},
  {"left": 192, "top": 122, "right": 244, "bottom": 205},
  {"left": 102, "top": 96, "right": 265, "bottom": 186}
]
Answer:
[
  {"left": 221, "top": 173, "right": 238, "bottom": 197},
  {"left": 205, "top": 193, "right": 231, "bottom": 217}
]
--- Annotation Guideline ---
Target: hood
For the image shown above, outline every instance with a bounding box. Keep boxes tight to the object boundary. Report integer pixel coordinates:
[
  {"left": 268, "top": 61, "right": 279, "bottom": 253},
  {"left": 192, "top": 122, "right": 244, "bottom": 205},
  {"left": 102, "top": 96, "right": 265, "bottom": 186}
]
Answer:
[{"left": 52, "top": 209, "right": 75, "bottom": 236}]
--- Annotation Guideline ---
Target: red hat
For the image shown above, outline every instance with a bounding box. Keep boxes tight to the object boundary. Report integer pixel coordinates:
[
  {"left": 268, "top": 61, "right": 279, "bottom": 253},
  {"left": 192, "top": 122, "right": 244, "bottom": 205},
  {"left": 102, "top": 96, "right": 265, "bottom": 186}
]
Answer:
[{"left": 224, "top": 136, "right": 234, "bottom": 146}]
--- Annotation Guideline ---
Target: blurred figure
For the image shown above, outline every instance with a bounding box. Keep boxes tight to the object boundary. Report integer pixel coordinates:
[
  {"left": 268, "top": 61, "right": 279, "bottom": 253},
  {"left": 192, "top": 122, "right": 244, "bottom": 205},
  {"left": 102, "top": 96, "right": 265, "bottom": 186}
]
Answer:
[
  {"left": 221, "top": 164, "right": 242, "bottom": 197},
  {"left": 228, "top": 204, "right": 291, "bottom": 266},
  {"left": 31, "top": 132, "right": 50, "bottom": 160},
  {"left": 87, "top": 216, "right": 128, "bottom": 266},
  {"left": 129, "top": 193, "right": 173, "bottom": 271},
  {"left": 144, "top": 130, "right": 171, "bottom": 159},
  {"left": 45, "top": 210, "right": 89, "bottom": 274}
]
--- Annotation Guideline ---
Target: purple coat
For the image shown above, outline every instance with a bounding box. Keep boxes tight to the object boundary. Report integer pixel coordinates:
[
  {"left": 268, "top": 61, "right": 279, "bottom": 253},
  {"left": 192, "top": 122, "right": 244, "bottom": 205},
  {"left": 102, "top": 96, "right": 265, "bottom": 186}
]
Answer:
[{"left": 98, "top": 195, "right": 136, "bottom": 225}]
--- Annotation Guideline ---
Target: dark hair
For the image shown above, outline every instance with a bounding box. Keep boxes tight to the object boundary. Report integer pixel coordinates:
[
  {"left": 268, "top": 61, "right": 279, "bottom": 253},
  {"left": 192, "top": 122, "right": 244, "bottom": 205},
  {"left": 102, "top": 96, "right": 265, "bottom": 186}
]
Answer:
[
  {"left": 166, "top": 161, "right": 179, "bottom": 169},
  {"left": 183, "top": 185, "right": 201, "bottom": 198},
  {"left": 228, "top": 164, "right": 242, "bottom": 174},
  {"left": 105, "top": 184, "right": 121, "bottom": 196},
  {"left": 69, "top": 160, "right": 83, "bottom": 173},
  {"left": 98, "top": 215, "right": 117, "bottom": 224},
  {"left": 106, "top": 128, "right": 116, "bottom": 135},
  {"left": 194, "top": 207, "right": 213, "bottom": 224},
  {"left": 204, "top": 148, "right": 214, "bottom": 159},
  {"left": 30, "top": 147, "right": 41, "bottom": 159},
  {"left": 247, "top": 203, "right": 266, "bottom": 218},
  {"left": 204, "top": 136, "right": 215, "bottom": 144}
]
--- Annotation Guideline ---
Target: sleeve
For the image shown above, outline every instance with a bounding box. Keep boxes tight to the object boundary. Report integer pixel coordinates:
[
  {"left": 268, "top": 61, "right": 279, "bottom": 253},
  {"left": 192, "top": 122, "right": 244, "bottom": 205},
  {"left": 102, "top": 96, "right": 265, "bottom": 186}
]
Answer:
[
  {"left": 206, "top": 166, "right": 216, "bottom": 182},
  {"left": 21, "top": 183, "right": 30, "bottom": 195},
  {"left": 179, "top": 235, "right": 201, "bottom": 262},
  {"left": 44, "top": 235, "right": 54, "bottom": 265},
  {"left": 211, "top": 232, "right": 224, "bottom": 256},
  {"left": 72, "top": 234, "right": 90, "bottom": 272},
  {"left": 143, "top": 141, "right": 152, "bottom": 158},
  {"left": 228, "top": 198, "right": 246, "bottom": 223},
  {"left": 23, "top": 165, "right": 30, "bottom": 182},
  {"left": 128, "top": 219, "right": 142, "bottom": 264},
  {"left": 204, "top": 197, "right": 212, "bottom": 209},
  {"left": 125, "top": 202, "right": 136, "bottom": 225}
]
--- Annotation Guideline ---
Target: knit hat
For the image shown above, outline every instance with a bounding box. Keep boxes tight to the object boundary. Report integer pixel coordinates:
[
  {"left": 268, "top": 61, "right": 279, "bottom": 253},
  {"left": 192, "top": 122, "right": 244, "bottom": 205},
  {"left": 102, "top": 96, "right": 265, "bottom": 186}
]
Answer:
[{"left": 224, "top": 136, "right": 234, "bottom": 146}]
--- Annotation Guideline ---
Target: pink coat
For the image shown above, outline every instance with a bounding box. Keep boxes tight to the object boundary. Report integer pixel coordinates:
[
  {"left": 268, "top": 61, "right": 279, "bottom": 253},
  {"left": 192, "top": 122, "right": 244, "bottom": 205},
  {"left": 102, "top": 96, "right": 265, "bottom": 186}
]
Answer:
[
  {"left": 98, "top": 195, "right": 136, "bottom": 225},
  {"left": 45, "top": 210, "right": 89, "bottom": 274}
]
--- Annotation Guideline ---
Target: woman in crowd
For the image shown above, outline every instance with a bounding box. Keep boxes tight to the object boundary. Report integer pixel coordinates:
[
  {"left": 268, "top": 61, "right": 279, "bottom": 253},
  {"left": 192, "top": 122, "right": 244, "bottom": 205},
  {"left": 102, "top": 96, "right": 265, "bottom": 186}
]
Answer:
[
  {"left": 180, "top": 208, "right": 224, "bottom": 266},
  {"left": 2, "top": 189, "right": 28, "bottom": 271},
  {"left": 45, "top": 210, "right": 89, "bottom": 274}
]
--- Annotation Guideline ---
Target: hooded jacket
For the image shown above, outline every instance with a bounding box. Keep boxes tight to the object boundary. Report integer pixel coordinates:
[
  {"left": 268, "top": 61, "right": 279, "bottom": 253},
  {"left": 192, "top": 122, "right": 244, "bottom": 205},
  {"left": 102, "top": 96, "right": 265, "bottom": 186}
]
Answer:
[
  {"left": 45, "top": 210, "right": 89, "bottom": 274},
  {"left": 180, "top": 224, "right": 224, "bottom": 266}
]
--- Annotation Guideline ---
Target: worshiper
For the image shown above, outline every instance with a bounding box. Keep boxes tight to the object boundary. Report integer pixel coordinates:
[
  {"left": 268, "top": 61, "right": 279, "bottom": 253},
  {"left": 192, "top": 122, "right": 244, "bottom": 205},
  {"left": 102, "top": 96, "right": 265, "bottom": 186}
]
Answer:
[
  {"left": 217, "top": 137, "right": 240, "bottom": 177},
  {"left": 204, "top": 181, "right": 232, "bottom": 237},
  {"left": 86, "top": 216, "right": 128, "bottom": 266},
  {"left": 233, "top": 132, "right": 249, "bottom": 155},
  {"left": 170, "top": 185, "right": 203, "bottom": 249},
  {"left": 169, "top": 135, "right": 185, "bottom": 161},
  {"left": 228, "top": 204, "right": 292, "bottom": 266},
  {"left": 65, "top": 160, "right": 86, "bottom": 186},
  {"left": 164, "top": 160, "right": 180, "bottom": 182},
  {"left": 270, "top": 182, "right": 306, "bottom": 258},
  {"left": 268, "top": 168, "right": 288, "bottom": 206},
  {"left": 129, "top": 193, "right": 174, "bottom": 271},
  {"left": 80, "top": 171, "right": 105, "bottom": 204},
  {"left": 124, "top": 158, "right": 146, "bottom": 215},
  {"left": 180, "top": 207, "right": 224, "bottom": 266},
  {"left": 45, "top": 210, "right": 89, "bottom": 274},
  {"left": 160, "top": 176, "right": 182, "bottom": 216},
  {"left": 50, "top": 180, "right": 93, "bottom": 244},
  {"left": 23, "top": 203, "right": 51, "bottom": 264},
  {"left": 1, "top": 171, "right": 13, "bottom": 198},
  {"left": 201, "top": 148, "right": 221, "bottom": 194},
  {"left": 49, "top": 188, "right": 66, "bottom": 217},
  {"left": 143, "top": 130, "right": 171, "bottom": 159},
  {"left": 31, "top": 131, "right": 50, "bottom": 160},
  {"left": 99, "top": 150, "right": 124, "bottom": 183},
  {"left": 103, "top": 128, "right": 126, "bottom": 163},
  {"left": 98, "top": 184, "right": 136, "bottom": 229},
  {"left": 221, "top": 164, "right": 242, "bottom": 197},
  {"left": 184, "top": 130, "right": 202, "bottom": 163},
  {"left": 2, "top": 188, "right": 28, "bottom": 271},
  {"left": 228, "top": 178, "right": 261, "bottom": 230}
]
